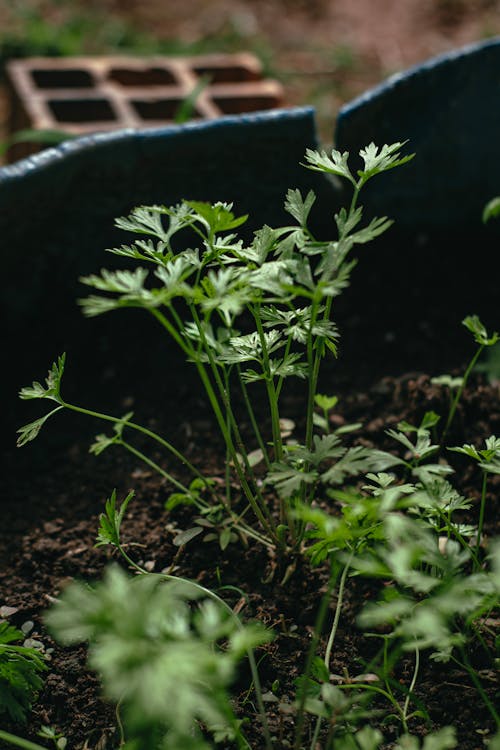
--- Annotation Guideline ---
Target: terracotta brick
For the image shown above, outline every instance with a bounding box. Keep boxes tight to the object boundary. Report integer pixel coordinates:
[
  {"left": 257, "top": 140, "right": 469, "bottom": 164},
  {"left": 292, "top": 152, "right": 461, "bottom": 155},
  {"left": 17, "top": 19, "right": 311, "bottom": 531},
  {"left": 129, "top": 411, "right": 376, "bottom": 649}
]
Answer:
[{"left": 5, "top": 53, "right": 284, "bottom": 160}]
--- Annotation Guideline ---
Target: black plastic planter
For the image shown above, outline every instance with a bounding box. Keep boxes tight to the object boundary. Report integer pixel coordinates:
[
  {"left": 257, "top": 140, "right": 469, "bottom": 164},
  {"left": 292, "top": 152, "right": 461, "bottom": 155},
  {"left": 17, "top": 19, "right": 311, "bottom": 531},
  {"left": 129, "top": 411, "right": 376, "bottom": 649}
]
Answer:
[{"left": 3, "top": 38, "right": 500, "bottom": 440}]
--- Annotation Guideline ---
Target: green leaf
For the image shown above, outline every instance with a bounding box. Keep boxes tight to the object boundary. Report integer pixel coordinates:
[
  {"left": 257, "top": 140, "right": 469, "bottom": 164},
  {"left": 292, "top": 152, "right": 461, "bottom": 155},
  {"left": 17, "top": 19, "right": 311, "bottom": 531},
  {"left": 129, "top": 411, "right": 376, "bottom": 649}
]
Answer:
[
  {"left": 185, "top": 200, "right": 248, "bottom": 234},
  {"left": 310, "top": 656, "right": 329, "bottom": 683},
  {"left": 45, "top": 567, "right": 267, "bottom": 744},
  {"left": 358, "top": 141, "right": 415, "bottom": 182},
  {"left": 462, "top": 315, "right": 499, "bottom": 346},
  {"left": 0, "top": 622, "right": 47, "bottom": 723},
  {"left": 95, "top": 490, "right": 135, "bottom": 548},
  {"left": 394, "top": 727, "right": 457, "bottom": 750},
  {"left": 303, "top": 147, "right": 355, "bottom": 183},
  {"left": 349, "top": 215, "right": 394, "bottom": 244},
  {"left": 483, "top": 196, "right": 500, "bottom": 223},
  {"left": 115, "top": 205, "right": 171, "bottom": 240},
  {"left": 284, "top": 188, "right": 316, "bottom": 226},
  {"left": 431, "top": 374, "right": 463, "bottom": 389},
  {"left": 19, "top": 354, "right": 66, "bottom": 402},
  {"left": 314, "top": 394, "right": 339, "bottom": 412},
  {"left": 173, "top": 527, "right": 204, "bottom": 546},
  {"left": 448, "top": 443, "right": 481, "bottom": 461},
  {"left": 17, "top": 406, "right": 64, "bottom": 447},
  {"left": 337, "top": 727, "right": 384, "bottom": 750},
  {"left": 265, "top": 463, "right": 318, "bottom": 498},
  {"left": 90, "top": 412, "right": 133, "bottom": 456}
]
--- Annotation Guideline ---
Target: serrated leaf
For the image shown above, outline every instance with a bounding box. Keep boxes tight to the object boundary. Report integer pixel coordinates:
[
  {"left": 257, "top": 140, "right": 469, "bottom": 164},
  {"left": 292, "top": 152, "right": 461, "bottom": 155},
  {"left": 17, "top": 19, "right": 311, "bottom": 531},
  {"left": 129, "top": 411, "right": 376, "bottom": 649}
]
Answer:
[
  {"left": 19, "top": 354, "right": 66, "bottom": 402},
  {"left": 186, "top": 200, "right": 248, "bottom": 234},
  {"left": 358, "top": 141, "right": 414, "bottom": 182},
  {"left": 17, "top": 406, "right": 64, "bottom": 447},
  {"left": 462, "top": 315, "right": 499, "bottom": 346},
  {"left": 173, "top": 527, "right": 204, "bottom": 546},
  {"left": 303, "top": 147, "right": 355, "bottom": 182},
  {"left": 284, "top": 188, "right": 316, "bottom": 226}
]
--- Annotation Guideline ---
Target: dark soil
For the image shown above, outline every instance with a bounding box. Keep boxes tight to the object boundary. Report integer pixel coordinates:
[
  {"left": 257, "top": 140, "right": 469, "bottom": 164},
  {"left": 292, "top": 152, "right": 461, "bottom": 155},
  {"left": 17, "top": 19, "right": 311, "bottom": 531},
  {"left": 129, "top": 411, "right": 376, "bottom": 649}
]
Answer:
[{"left": 1, "top": 338, "right": 499, "bottom": 748}]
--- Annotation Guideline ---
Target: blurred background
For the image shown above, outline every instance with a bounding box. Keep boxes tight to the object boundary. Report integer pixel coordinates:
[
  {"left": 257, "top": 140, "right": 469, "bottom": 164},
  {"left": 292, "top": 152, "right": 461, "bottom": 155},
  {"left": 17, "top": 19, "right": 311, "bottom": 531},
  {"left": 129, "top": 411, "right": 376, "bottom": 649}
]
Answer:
[{"left": 1, "top": 0, "right": 500, "bottom": 160}]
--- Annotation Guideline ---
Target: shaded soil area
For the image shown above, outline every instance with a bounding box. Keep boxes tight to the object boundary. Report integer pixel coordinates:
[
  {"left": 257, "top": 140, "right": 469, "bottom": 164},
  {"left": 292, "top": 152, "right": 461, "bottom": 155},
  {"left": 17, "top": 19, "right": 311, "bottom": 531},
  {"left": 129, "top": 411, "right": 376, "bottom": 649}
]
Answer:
[{"left": 1, "top": 353, "right": 499, "bottom": 748}]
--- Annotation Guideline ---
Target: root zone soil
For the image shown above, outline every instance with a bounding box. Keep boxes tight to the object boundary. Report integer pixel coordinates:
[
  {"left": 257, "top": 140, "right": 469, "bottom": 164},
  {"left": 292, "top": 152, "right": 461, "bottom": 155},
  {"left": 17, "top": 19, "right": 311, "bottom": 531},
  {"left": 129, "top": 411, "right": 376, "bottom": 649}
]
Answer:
[{"left": 1, "top": 341, "right": 499, "bottom": 750}]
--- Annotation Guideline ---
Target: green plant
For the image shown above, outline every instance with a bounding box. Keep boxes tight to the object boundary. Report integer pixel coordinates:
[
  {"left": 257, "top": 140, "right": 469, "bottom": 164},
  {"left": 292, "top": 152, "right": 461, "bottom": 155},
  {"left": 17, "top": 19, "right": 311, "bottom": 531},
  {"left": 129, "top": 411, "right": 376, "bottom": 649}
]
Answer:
[
  {"left": 0, "top": 620, "right": 47, "bottom": 723},
  {"left": 18, "top": 141, "right": 414, "bottom": 560},
  {"left": 45, "top": 566, "right": 271, "bottom": 750},
  {"left": 15, "top": 143, "right": 500, "bottom": 747}
]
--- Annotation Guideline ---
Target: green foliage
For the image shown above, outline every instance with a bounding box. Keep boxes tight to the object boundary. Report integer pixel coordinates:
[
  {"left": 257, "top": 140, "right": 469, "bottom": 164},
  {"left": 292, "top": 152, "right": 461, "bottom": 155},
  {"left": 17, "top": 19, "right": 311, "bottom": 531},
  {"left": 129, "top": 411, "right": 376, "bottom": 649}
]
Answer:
[
  {"left": 19, "top": 141, "right": 500, "bottom": 746},
  {"left": 0, "top": 621, "right": 47, "bottom": 724},
  {"left": 45, "top": 567, "right": 270, "bottom": 749},
  {"left": 463, "top": 315, "right": 499, "bottom": 347},
  {"left": 20, "top": 142, "right": 414, "bottom": 555}
]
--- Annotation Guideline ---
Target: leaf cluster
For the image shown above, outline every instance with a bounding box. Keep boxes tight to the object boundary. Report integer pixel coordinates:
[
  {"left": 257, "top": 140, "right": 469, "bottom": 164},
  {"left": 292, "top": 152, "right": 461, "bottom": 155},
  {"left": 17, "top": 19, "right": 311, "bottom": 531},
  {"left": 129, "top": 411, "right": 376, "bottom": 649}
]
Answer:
[
  {"left": 45, "top": 567, "right": 270, "bottom": 750},
  {"left": 0, "top": 621, "right": 47, "bottom": 724}
]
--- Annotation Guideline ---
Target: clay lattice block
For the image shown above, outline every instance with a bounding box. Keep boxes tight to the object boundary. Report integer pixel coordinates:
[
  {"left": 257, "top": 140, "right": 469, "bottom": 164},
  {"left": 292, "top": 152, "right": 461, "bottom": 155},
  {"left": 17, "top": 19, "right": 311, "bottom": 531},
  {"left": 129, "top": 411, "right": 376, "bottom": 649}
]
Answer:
[{"left": 6, "top": 53, "right": 284, "bottom": 158}]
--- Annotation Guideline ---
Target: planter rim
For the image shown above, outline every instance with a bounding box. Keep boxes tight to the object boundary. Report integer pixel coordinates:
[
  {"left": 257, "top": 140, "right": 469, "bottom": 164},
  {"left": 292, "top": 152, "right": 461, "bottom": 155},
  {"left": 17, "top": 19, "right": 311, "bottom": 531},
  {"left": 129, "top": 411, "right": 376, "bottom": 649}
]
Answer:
[
  {"left": 0, "top": 105, "right": 316, "bottom": 184},
  {"left": 336, "top": 35, "right": 500, "bottom": 128}
]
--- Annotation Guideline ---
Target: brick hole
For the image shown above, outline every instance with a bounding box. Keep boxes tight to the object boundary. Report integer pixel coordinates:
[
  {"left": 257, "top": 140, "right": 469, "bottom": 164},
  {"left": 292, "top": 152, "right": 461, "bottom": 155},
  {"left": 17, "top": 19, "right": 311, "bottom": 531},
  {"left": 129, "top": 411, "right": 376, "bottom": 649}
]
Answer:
[
  {"left": 108, "top": 67, "right": 177, "bottom": 86},
  {"left": 31, "top": 69, "right": 94, "bottom": 88},
  {"left": 47, "top": 98, "right": 117, "bottom": 123},
  {"left": 212, "top": 95, "right": 280, "bottom": 114},
  {"left": 131, "top": 98, "right": 202, "bottom": 121},
  {"left": 191, "top": 65, "right": 259, "bottom": 83}
]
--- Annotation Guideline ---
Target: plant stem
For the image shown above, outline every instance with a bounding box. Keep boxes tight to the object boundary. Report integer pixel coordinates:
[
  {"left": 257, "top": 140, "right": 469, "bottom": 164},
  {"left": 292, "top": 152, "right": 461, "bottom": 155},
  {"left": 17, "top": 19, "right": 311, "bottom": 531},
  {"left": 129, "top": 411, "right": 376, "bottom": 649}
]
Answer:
[
  {"left": 293, "top": 559, "right": 340, "bottom": 750},
  {"left": 191, "top": 308, "right": 279, "bottom": 539},
  {"left": 152, "top": 305, "right": 279, "bottom": 542},
  {"left": 111, "top": 532, "right": 274, "bottom": 748},
  {"left": 119, "top": 439, "right": 199, "bottom": 499},
  {"left": 237, "top": 368, "right": 271, "bottom": 470},
  {"left": 253, "top": 306, "right": 284, "bottom": 462},
  {"left": 402, "top": 646, "right": 420, "bottom": 729},
  {"left": 159, "top": 571, "right": 274, "bottom": 750},
  {"left": 441, "top": 344, "right": 484, "bottom": 445},
  {"left": 0, "top": 732, "right": 48, "bottom": 750},
  {"left": 455, "top": 650, "right": 500, "bottom": 728},
  {"left": 60, "top": 401, "right": 208, "bottom": 489},
  {"left": 324, "top": 554, "right": 352, "bottom": 671},
  {"left": 308, "top": 554, "right": 353, "bottom": 749},
  {"left": 477, "top": 470, "right": 488, "bottom": 565}
]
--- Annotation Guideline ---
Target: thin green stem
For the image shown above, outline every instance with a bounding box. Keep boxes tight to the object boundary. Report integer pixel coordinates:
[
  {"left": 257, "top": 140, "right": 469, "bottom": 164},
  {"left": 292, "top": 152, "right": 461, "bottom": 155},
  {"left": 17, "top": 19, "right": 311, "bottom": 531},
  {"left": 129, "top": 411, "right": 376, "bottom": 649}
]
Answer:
[
  {"left": 149, "top": 306, "right": 193, "bottom": 358},
  {"left": 223, "top": 368, "right": 233, "bottom": 508},
  {"left": 293, "top": 559, "right": 340, "bottom": 750},
  {"left": 308, "top": 555, "right": 353, "bottom": 749},
  {"left": 0, "top": 732, "right": 48, "bottom": 750},
  {"left": 455, "top": 650, "right": 500, "bottom": 728},
  {"left": 115, "top": 697, "right": 126, "bottom": 746},
  {"left": 304, "top": 296, "right": 323, "bottom": 456},
  {"left": 118, "top": 439, "right": 201, "bottom": 502},
  {"left": 152, "top": 304, "right": 278, "bottom": 542},
  {"left": 113, "top": 538, "right": 274, "bottom": 750},
  {"left": 275, "top": 331, "right": 294, "bottom": 401},
  {"left": 237, "top": 369, "right": 271, "bottom": 470},
  {"left": 402, "top": 646, "right": 420, "bottom": 729},
  {"left": 252, "top": 306, "right": 284, "bottom": 463},
  {"left": 59, "top": 400, "right": 209, "bottom": 490},
  {"left": 477, "top": 470, "right": 488, "bottom": 565},
  {"left": 324, "top": 554, "right": 353, "bottom": 671},
  {"left": 441, "top": 345, "right": 484, "bottom": 445}
]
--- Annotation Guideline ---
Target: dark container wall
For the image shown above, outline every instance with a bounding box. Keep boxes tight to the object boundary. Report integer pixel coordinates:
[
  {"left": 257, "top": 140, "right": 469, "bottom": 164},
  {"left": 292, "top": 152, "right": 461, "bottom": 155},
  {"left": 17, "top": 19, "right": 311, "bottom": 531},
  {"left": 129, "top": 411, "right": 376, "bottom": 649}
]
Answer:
[
  {"left": 3, "top": 38, "right": 500, "bottom": 452},
  {"left": 1, "top": 108, "right": 338, "bottom": 446}
]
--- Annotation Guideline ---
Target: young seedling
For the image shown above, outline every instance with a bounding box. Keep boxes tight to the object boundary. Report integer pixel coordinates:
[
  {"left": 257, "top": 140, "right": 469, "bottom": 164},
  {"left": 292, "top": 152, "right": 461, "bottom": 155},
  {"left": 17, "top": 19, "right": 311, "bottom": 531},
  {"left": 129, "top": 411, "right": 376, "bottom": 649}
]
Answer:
[
  {"left": 435, "top": 315, "right": 499, "bottom": 445},
  {"left": 18, "top": 142, "right": 415, "bottom": 558}
]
